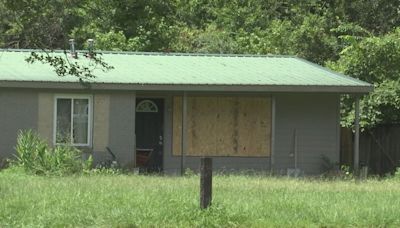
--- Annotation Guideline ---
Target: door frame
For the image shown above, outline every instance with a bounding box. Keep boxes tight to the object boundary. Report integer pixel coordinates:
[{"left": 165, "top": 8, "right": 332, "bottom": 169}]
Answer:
[{"left": 134, "top": 96, "right": 166, "bottom": 171}]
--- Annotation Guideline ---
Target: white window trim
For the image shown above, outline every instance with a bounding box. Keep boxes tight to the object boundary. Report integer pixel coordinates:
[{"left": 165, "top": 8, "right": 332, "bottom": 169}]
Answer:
[{"left": 53, "top": 94, "right": 93, "bottom": 147}]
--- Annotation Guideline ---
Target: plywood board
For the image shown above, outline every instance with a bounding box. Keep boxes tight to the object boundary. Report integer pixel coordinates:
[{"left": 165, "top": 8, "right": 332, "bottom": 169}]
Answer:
[
  {"left": 172, "top": 96, "right": 271, "bottom": 157},
  {"left": 237, "top": 97, "right": 271, "bottom": 156},
  {"left": 93, "top": 94, "right": 110, "bottom": 152},
  {"left": 216, "top": 97, "right": 237, "bottom": 156},
  {"left": 186, "top": 97, "right": 218, "bottom": 156}
]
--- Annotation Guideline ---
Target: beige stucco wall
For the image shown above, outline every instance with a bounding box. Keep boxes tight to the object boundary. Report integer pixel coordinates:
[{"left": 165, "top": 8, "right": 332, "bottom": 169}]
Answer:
[
  {"left": 37, "top": 93, "right": 54, "bottom": 145},
  {"left": 93, "top": 94, "right": 110, "bottom": 152}
]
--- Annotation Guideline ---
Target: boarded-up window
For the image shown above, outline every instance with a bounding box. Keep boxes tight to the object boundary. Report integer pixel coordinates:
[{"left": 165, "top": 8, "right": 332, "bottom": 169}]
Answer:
[{"left": 172, "top": 96, "right": 271, "bottom": 157}]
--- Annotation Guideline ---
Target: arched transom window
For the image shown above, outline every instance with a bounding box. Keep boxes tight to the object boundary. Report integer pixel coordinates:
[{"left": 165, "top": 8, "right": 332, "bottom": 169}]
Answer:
[{"left": 136, "top": 100, "right": 158, "bottom": 112}]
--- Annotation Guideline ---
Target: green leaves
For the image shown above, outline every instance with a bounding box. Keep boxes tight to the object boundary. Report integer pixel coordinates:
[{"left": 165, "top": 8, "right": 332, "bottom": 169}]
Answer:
[
  {"left": 1, "top": 0, "right": 400, "bottom": 128},
  {"left": 14, "top": 130, "right": 91, "bottom": 175},
  {"left": 333, "top": 30, "right": 400, "bottom": 129},
  {"left": 25, "top": 50, "right": 114, "bottom": 82}
]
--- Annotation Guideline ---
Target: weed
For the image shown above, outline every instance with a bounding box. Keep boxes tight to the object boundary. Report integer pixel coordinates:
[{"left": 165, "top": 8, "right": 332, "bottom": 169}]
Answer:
[{"left": 13, "top": 130, "right": 89, "bottom": 175}]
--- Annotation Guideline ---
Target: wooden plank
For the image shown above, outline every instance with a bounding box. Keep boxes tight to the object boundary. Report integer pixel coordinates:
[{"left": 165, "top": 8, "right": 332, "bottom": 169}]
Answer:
[
  {"left": 172, "top": 96, "right": 272, "bottom": 157},
  {"left": 187, "top": 97, "right": 218, "bottom": 156},
  {"left": 237, "top": 97, "right": 271, "bottom": 156},
  {"left": 200, "top": 157, "right": 213, "bottom": 209},
  {"left": 216, "top": 97, "right": 237, "bottom": 156}
]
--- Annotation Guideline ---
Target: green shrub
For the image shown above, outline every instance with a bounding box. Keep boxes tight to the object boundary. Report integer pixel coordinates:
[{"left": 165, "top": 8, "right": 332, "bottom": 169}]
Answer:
[
  {"left": 14, "top": 130, "right": 90, "bottom": 175},
  {"left": 394, "top": 167, "right": 400, "bottom": 179}
]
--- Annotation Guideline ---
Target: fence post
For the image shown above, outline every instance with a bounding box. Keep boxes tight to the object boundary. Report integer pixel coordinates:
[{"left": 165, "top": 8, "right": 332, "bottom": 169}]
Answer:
[
  {"left": 354, "top": 96, "right": 360, "bottom": 177},
  {"left": 200, "top": 157, "right": 212, "bottom": 209}
]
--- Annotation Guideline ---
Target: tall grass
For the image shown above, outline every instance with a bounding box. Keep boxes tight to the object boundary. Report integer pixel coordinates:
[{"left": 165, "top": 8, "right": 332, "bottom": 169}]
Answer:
[
  {"left": 0, "top": 170, "right": 399, "bottom": 227},
  {"left": 14, "top": 130, "right": 91, "bottom": 175}
]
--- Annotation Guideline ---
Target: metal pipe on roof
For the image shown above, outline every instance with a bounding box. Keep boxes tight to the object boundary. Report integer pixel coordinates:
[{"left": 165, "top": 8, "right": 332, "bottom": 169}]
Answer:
[
  {"left": 69, "top": 39, "right": 77, "bottom": 58},
  {"left": 87, "top": 39, "right": 94, "bottom": 58}
]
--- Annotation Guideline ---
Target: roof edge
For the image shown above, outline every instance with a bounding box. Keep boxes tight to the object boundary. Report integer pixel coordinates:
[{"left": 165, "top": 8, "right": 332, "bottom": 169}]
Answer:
[
  {"left": 294, "top": 57, "right": 373, "bottom": 87},
  {"left": 0, "top": 81, "right": 374, "bottom": 93}
]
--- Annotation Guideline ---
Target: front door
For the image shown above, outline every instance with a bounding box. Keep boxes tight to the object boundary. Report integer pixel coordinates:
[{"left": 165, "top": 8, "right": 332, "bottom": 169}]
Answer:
[{"left": 135, "top": 98, "right": 164, "bottom": 172}]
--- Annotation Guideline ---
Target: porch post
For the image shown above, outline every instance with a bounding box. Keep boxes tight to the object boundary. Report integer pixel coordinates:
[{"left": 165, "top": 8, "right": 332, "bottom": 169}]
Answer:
[
  {"left": 354, "top": 96, "right": 360, "bottom": 174},
  {"left": 270, "top": 95, "right": 276, "bottom": 174},
  {"left": 132, "top": 92, "right": 137, "bottom": 167},
  {"left": 181, "top": 91, "right": 188, "bottom": 176}
]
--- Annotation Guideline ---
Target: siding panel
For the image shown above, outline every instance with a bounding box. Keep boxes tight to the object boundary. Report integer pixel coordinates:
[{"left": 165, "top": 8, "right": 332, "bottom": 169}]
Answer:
[
  {"left": 0, "top": 90, "right": 38, "bottom": 161},
  {"left": 108, "top": 93, "right": 135, "bottom": 168},
  {"left": 274, "top": 94, "right": 340, "bottom": 174}
]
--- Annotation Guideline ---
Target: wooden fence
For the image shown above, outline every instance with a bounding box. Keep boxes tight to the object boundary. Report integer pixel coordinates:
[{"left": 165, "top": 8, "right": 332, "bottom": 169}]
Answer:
[{"left": 341, "top": 124, "right": 400, "bottom": 175}]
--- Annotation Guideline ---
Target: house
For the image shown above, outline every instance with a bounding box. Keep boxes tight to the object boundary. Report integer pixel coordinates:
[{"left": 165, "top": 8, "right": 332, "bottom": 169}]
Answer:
[{"left": 0, "top": 49, "right": 372, "bottom": 174}]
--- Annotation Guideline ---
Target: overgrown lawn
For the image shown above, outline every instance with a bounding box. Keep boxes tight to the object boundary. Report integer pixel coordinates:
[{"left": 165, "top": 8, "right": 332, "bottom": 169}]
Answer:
[{"left": 1, "top": 169, "right": 399, "bottom": 227}]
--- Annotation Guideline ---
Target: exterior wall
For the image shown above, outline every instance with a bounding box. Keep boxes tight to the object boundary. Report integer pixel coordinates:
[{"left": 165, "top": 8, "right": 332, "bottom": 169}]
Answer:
[
  {"left": 92, "top": 94, "right": 110, "bottom": 152},
  {"left": 0, "top": 90, "right": 38, "bottom": 164},
  {"left": 37, "top": 93, "right": 53, "bottom": 145},
  {"left": 0, "top": 89, "right": 137, "bottom": 169},
  {"left": 0, "top": 89, "right": 339, "bottom": 175},
  {"left": 273, "top": 93, "right": 340, "bottom": 175},
  {"left": 107, "top": 93, "right": 136, "bottom": 168},
  {"left": 163, "top": 93, "right": 340, "bottom": 175}
]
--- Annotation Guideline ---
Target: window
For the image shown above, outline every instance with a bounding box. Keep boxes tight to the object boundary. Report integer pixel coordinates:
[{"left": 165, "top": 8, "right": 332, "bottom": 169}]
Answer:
[
  {"left": 136, "top": 100, "right": 158, "bottom": 112},
  {"left": 54, "top": 95, "right": 92, "bottom": 146}
]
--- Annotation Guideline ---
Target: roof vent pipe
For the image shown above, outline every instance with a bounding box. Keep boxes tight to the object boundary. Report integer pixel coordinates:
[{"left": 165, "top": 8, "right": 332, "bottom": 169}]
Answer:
[
  {"left": 87, "top": 39, "right": 94, "bottom": 58},
  {"left": 69, "top": 39, "right": 77, "bottom": 58}
]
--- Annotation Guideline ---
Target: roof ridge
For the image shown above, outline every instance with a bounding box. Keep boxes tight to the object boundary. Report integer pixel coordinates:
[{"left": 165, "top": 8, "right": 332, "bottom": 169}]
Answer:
[{"left": 0, "top": 48, "right": 296, "bottom": 58}]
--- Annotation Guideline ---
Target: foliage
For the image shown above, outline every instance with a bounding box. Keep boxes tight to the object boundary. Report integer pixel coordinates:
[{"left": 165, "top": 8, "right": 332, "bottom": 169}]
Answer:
[
  {"left": 1, "top": 173, "right": 400, "bottom": 226},
  {"left": 329, "top": 29, "right": 400, "bottom": 128},
  {"left": 1, "top": 0, "right": 400, "bottom": 126},
  {"left": 1, "top": 0, "right": 114, "bottom": 81},
  {"left": 394, "top": 167, "right": 400, "bottom": 180},
  {"left": 25, "top": 51, "right": 114, "bottom": 82},
  {"left": 171, "top": 24, "right": 238, "bottom": 54},
  {"left": 14, "top": 130, "right": 91, "bottom": 175}
]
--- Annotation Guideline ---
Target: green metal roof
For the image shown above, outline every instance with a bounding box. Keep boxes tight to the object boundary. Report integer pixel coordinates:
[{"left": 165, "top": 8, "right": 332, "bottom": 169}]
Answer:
[{"left": 0, "top": 49, "right": 372, "bottom": 93}]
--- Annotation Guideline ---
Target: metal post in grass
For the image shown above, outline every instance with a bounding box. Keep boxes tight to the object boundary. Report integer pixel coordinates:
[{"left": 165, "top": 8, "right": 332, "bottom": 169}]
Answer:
[
  {"left": 200, "top": 157, "right": 212, "bottom": 209},
  {"left": 354, "top": 96, "right": 360, "bottom": 178}
]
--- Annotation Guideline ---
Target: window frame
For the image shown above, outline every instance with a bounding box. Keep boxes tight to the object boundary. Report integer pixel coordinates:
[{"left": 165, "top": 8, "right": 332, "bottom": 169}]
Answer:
[
  {"left": 136, "top": 99, "right": 159, "bottom": 112},
  {"left": 53, "top": 94, "right": 93, "bottom": 147}
]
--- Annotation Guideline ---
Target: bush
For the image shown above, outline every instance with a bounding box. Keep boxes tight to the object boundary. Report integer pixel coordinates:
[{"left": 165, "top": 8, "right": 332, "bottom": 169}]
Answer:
[
  {"left": 394, "top": 167, "right": 400, "bottom": 179},
  {"left": 13, "top": 130, "right": 92, "bottom": 175}
]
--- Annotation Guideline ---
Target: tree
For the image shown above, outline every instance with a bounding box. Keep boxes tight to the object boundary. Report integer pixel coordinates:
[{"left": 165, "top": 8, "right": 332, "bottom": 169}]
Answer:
[
  {"left": 1, "top": 0, "right": 113, "bottom": 80},
  {"left": 329, "top": 29, "right": 400, "bottom": 129},
  {"left": 1, "top": 0, "right": 400, "bottom": 128}
]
